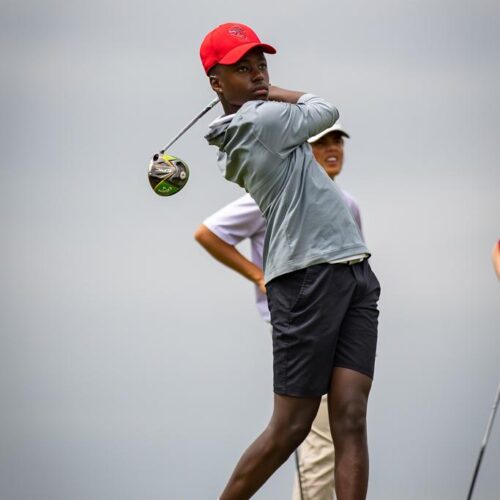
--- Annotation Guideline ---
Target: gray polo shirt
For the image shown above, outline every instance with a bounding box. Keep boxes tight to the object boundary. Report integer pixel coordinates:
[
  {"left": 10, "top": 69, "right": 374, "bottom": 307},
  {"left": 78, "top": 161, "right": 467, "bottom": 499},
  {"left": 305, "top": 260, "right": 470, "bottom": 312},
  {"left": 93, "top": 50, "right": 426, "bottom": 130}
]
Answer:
[{"left": 205, "top": 94, "right": 369, "bottom": 283}]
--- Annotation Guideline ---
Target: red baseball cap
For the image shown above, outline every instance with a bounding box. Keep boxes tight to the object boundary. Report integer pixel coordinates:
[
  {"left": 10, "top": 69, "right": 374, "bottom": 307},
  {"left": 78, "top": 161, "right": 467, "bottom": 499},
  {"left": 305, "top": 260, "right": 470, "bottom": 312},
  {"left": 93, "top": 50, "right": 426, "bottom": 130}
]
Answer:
[{"left": 200, "top": 23, "right": 276, "bottom": 74}]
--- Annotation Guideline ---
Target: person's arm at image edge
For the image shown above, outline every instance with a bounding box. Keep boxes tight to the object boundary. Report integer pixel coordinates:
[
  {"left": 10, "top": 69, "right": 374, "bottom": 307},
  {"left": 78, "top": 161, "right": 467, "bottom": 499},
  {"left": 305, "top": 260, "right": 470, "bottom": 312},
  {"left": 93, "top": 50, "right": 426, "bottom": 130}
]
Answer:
[
  {"left": 492, "top": 240, "right": 500, "bottom": 280},
  {"left": 194, "top": 224, "right": 266, "bottom": 294}
]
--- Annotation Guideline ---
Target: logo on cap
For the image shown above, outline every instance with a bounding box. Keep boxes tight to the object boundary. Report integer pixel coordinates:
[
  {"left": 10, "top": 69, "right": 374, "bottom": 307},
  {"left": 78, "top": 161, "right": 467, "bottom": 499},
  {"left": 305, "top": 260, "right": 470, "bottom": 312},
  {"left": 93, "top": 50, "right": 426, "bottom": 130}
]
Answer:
[{"left": 228, "top": 25, "right": 248, "bottom": 40}]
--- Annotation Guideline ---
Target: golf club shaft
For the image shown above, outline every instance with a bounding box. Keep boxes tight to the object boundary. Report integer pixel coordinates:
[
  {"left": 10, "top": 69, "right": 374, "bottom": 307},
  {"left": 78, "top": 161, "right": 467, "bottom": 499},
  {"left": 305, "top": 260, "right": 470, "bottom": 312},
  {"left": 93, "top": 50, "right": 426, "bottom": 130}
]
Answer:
[
  {"left": 162, "top": 97, "right": 220, "bottom": 152},
  {"left": 294, "top": 449, "right": 304, "bottom": 500},
  {"left": 466, "top": 381, "right": 500, "bottom": 500}
]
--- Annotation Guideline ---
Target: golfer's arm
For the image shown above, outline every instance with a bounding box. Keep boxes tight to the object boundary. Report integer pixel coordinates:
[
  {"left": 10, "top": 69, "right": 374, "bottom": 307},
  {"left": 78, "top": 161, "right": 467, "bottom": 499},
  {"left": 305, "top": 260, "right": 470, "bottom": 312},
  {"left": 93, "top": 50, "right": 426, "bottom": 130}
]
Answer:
[
  {"left": 267, "top": 85, "right": 305, "bottom": 104},
  {"left": 194, "top": 224, "right": 264, "bottom": 286}
]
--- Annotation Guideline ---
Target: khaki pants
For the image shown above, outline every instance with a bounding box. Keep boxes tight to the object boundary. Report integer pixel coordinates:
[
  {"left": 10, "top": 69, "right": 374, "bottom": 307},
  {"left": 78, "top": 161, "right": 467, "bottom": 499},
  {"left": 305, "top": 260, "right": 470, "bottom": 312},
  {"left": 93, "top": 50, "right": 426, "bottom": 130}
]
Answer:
[{"left": 292, "top": 395, "right": 335, "bottom": 500}]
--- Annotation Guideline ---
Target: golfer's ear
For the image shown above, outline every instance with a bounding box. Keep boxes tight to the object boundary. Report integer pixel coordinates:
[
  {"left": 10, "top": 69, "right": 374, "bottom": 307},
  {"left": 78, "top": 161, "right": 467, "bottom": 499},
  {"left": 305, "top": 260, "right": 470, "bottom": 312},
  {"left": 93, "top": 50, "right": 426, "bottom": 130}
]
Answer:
[{"left": 209, "top": 74, "right": 222, "bottom": 94}]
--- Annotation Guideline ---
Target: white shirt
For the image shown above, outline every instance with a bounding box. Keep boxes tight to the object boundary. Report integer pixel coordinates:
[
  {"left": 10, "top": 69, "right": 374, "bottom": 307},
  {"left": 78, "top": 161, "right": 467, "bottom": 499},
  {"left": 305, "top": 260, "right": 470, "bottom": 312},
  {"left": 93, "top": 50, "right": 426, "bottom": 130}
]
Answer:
[{"left": 203, "top": 189, "right": 363, "bottom": 323}]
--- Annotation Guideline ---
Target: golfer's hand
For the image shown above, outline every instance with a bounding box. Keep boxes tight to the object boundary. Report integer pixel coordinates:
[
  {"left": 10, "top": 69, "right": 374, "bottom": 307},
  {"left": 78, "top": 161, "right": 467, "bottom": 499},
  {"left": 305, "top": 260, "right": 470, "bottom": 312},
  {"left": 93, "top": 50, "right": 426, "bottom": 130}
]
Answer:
[
  {"left": 267, "top": 85, "right": 305, "bottom": 104},
  {"left": 255, "top": 275, "right": 267, "bottom": 295}
]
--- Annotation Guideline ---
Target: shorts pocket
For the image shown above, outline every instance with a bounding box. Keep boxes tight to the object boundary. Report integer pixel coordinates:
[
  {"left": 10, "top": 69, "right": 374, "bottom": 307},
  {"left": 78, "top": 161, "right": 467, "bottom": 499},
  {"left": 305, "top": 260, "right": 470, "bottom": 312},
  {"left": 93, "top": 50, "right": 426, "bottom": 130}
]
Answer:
[
  {"left": 267, "top": 267, "right": 310, "bottom": 320},
  {"left": 290, "top": 263, "right": 327, "bottom": 314}
]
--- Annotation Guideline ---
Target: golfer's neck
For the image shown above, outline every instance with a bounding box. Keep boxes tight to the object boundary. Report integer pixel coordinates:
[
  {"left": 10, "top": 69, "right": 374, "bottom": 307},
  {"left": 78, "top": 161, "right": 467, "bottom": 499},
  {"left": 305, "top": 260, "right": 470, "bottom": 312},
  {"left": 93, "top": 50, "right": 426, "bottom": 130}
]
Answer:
[{"left": 220, "top": 98, "right": 242, "bottom": 115}]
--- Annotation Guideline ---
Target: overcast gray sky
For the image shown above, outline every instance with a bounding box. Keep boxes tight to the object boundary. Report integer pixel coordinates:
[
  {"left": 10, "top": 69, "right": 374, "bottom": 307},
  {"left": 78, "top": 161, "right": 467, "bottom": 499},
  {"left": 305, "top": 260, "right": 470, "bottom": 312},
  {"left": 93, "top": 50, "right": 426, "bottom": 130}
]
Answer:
[{"left": 1, "top": 1, "right": 499, "bottom": 499}]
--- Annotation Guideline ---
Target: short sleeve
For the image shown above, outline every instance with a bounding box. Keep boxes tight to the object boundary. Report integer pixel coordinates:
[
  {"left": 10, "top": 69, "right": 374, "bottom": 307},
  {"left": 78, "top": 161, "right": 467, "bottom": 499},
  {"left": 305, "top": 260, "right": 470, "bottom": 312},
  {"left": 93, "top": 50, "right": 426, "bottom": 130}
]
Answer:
[{"left": 202, "top": 194, "right": 266, "bottom": 246}]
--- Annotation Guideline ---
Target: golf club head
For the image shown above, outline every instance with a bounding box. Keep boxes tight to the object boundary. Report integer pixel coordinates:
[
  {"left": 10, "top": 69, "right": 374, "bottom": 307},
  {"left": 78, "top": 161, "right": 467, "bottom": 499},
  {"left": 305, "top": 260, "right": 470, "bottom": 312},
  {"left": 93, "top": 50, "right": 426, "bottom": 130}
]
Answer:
[{"left": 148, "top": 152, "right": 189, "bottom": 196}]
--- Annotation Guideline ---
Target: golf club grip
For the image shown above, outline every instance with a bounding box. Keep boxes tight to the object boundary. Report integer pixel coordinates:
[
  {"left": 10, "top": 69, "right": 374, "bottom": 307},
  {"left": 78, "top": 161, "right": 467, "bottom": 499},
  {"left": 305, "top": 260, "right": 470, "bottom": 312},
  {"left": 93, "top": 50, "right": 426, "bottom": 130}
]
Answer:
[
  {"left": 466, "top": 448, "right": 485, "bottom": 500},
  {"left": 162, "top": 97, "right": 220, "bottom": 152},
  {"left": 466, "top": 382, "right": 500, "bottom": 500},
  {"left": 481, "top": 383, "right": 500, "bottom": 447}
]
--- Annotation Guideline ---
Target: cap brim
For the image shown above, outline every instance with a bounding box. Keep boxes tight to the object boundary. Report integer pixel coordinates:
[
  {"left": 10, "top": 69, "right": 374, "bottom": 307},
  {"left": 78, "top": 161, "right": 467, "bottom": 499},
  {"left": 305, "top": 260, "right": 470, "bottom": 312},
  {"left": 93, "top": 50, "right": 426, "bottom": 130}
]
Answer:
[
  {"left": 308, "top": 126, "right": 350, "bottom": 143},
  {"left": 218, "top": 42, "right": 276, "bottom": 65}
]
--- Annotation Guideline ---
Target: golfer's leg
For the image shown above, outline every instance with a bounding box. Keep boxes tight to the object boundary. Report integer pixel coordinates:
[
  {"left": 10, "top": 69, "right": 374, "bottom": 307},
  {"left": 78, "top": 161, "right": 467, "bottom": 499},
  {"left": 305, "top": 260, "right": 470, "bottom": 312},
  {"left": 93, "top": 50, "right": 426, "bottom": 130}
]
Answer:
[
  {"left": 220, "top": 393, "right": 321, "bottom": 500},
  {"left": 292, "top": 395, "right": 335, "bottom": 500},
  {"left": 328, "top": 367, "right": 372, "bottom": 500}
]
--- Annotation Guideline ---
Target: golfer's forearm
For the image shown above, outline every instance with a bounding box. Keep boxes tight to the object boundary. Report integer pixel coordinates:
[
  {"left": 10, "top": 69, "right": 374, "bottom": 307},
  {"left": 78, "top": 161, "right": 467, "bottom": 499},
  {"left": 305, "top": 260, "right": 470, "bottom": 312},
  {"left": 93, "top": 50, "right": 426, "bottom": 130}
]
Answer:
[
  {"left": 268, "top": 85, "right": 305, "bottom": 104},
  {"left": 194, "top": 225, "right": 263, "bottom": 284}
]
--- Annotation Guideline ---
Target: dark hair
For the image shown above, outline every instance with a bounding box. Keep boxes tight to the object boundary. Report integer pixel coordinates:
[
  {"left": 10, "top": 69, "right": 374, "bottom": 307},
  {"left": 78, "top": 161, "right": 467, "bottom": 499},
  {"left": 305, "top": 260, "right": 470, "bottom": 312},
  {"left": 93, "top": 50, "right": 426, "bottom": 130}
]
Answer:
[{"left": 207, "top": 65, "right": 219, "bottom": 77}]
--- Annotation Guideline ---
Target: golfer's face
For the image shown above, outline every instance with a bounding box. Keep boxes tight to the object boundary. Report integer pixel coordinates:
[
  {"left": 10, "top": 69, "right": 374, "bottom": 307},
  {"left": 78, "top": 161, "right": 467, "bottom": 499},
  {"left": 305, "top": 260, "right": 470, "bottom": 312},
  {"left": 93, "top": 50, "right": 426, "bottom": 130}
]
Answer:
[
  {"left": 216, "top": 48, "right": 270, "bottom": 107},
  {"left": 311, "top": 132, "right": 345, "bottom": 179}
]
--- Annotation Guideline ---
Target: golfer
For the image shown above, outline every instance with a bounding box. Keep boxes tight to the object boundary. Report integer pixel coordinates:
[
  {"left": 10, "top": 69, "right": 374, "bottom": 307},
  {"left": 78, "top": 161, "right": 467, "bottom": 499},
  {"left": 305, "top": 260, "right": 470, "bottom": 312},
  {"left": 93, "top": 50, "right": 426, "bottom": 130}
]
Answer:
[
  {"left": 195, "top": 121, "right": 361, "bottom": 500},
  {"left": 199, "top": 22, "right": 381, "bottom": 500}
]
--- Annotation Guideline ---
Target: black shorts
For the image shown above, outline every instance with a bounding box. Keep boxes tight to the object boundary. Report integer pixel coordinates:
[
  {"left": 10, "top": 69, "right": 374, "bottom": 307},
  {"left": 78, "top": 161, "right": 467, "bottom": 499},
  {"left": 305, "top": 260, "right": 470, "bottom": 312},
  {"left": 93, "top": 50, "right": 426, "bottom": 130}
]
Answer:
[{"left": 266, "top": 260, "right": 381, "bottom": 397}]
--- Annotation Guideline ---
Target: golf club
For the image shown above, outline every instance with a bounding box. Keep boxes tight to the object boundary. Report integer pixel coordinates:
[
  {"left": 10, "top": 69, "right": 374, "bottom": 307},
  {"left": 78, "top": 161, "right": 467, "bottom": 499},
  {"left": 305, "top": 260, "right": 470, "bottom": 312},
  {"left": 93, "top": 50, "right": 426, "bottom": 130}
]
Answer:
[
  {"left": 466, "top": 381, "right": 500, "bottom": 500},
  {"left": 294, "top": 449, "right": 304, "bottom": 500},
  {"left": 148, "top": 97, "right": 220, "bottom": 196}
]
